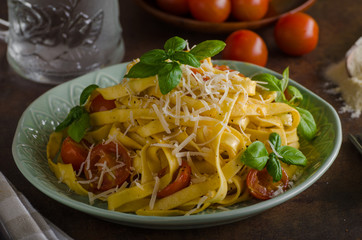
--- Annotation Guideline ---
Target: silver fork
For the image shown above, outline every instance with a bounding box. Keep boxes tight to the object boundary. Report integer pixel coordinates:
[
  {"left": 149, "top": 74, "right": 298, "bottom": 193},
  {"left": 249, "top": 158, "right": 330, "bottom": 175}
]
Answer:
[{"left": 348, "top": 133, "right": 362, "bottom": 155}]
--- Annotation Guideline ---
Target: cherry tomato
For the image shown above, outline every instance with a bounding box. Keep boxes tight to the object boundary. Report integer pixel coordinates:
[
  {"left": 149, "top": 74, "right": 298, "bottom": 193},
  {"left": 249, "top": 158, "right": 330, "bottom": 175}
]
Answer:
[
  {"left": 246, "top": 168, "right": 289, "bottom": 200},
  {"left": 61, "top": 136, "right": 88, "bottom": 171},
  {"left": 85, "top": 142, "right": 131, "bottom": 192},
  {"left": 231, "top": 0, "right": 269, "bottom": 21},
  {"left": 188, "top": 0, "right": 231, "bottom": 23},
  {"left": 157, "top": 160, "right": 191, "bottom": 198},
  {"left": 214, "top": 64, "right": 245, "bottom": 77},
  {"left": 274, "top": 12, "right": 319, "bottom": 56},
  {"left": 156, "top": 0, "right": 189, "bottom": 15},
  {"left": 223, "top": 29, "right": 268, "bottom": 67},
  {"left": 214, "top": 64, "right": 234, "bottom": 71},
  {"left": 89, "top": 94, "right": 116, "bottom": 113}
]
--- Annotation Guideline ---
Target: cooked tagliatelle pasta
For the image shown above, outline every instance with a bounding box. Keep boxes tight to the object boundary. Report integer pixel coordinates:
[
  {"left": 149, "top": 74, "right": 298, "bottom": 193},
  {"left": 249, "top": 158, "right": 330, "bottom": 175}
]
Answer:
[{"left": 47, "top": 57, "right": 304, "bottom": 216}]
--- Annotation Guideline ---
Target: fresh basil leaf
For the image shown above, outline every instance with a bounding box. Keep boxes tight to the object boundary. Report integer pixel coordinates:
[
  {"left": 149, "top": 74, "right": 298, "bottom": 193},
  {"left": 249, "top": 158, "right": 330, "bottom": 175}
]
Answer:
[
  {"left": 124, "top": 62, "right": 163, "bottom": 78},
  {"left": 140, "top": 49, "right": 168, "bottom": 65},
  {"left": 55, "top": 106, "right": 83, "bottom": 132},
  {"left": 190, "top": 40, "right": 226, "bottom": 61},
  {"left": 67, "top": 111, "right": 90, "bottom": 143},
  {"left": 275, "top": 92, "right": 286, "bottom": 103},
  {"left": 280, "top": 67, "right": 289, "bottom": 92},
  {"left": 278, "top": 145, "right": 307, "bottom": 166},
  {"left": 287, "top": 85, "right": 303, "bottom": 105},
  {"left": 266, "top": 153, "right": 282, "bottom": 182},
  {"left": 269, "top": 132, "right": 281, "bottom": 151},
  {"left": 252, "top": 73, "right": 283, "bottom": 92},
  {"left": 164, "top": 36, "right": 187, "bottom": 51},
  {"left": 80, "top": 84, "right": 99, "bottom": 105},
  {"left": 240, "top": 141, "right": 269, "bottom": 171},
  {"left": 172, "top": 51, "right": 201, "bottom": 68},
  {"left": 158, "top": 62, "right": 182, "bottom": 95},
  {"left": 296, "top": 107, "right": 317, "bottom": 141}
]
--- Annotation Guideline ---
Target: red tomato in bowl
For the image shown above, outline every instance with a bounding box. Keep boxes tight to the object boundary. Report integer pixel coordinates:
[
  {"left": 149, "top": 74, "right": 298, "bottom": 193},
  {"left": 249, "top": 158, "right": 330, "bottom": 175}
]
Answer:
[
  {"left": 231, "top": 0, "right": 269, "bottom": 21},
  {"left": 247, "top": 168, "right": 289, "bottom": 200},
  {"left": 61, "top": 137, "right": 88, "bottom": 171},
  {"left": 274, "top": 12, "right": 319, "bottom": 56},
  {"left": 89, "top": 94, "right": 116, "bottom": 113},
  {"left": 223, "top": 29, "right": 268, "bottom": 67},
  {"left": 157, "top": 160, "right": 191, "bottom": 198},
  {"left": 85, "top": 142, "right": 131, "bottom": 192},
  {"left": 188, "top": 0, "right": 231, "bottom": 23},
  {"left": 156, "top": 0, "right": 189, "bottom": 15}
]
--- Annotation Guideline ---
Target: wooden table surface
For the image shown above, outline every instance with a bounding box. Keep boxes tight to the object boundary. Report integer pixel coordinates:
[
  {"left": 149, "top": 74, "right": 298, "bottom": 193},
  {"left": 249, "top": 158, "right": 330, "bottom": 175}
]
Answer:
[{"left": 0, "top": 0, "right": 361, "bottom": 239}]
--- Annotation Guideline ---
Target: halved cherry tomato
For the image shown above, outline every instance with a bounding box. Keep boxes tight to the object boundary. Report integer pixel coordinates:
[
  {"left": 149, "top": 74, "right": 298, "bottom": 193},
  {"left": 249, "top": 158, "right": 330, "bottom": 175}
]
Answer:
[
  {"left": 89, "top": 94, "right": 116, "bottom": 113},
  {"left": 274, "top": 12, "right": 319, "bottom": 56},
  {"left": 246, "top": 168, "right": 289, "bottom": 200},
  {"left": 223, "top": 29, "right": 268, "bottom": 67},
  {"left": 214, "top": 64, "right": 233, "bottom": 72},
  {"left": 85, "top": 142, "right": 131, "bottom": 192},
  {"left": 157, "top": 160, "right": 191, "bottom": 198},
  {"left": 231, "top": 0, "right": 269, "bottom": 21},
  {"left": 213, "top": 64, "right": 245, "bottom": 77},
  {"left": 61, "top": 136, "right": 88, "bottom": 171},
  {"left": 156, "top": 0, "right": 189, "bottom": 15},
  {"left": 188, "top": 0, "right": 231, "bottom": 23}
]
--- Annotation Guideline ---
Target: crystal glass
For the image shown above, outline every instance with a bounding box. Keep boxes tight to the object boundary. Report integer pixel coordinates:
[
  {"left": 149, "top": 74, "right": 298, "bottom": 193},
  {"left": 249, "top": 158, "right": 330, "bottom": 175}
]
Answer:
[{"left": 0, "top": 0, "right": 125, "bottom": 84}]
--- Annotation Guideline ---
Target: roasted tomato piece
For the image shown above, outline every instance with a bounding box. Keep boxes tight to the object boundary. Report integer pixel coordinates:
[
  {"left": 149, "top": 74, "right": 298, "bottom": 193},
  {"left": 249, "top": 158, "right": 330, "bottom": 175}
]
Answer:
[
  {"left": 246, "top": 168, "right": 289, "bottom": 200},
  {"left": 157, "top": 160, "right": 191, "bottom": 198},
  {"left": 61, "top": 136, "right": 88, "bottom": 171},
  {"left": 85, "top": 142, "right": 131, "bottom": 192},
  {"left": 89, "top": 94, "right": 116, "bottom": 113}
]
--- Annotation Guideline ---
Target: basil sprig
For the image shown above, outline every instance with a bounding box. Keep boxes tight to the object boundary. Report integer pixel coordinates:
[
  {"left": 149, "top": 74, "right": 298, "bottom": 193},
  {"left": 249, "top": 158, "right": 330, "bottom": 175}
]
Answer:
[
  {"left": 241, "top": 133, "right": 307, "bottom": 181},
  {"left": 55, "top": 84, "right": 99, "bottom": 142},
  {"left": 252, "top": 68, "right": 317, "bottom": 141},
  {"left": 124, "top": 36, "right": 226, "bottom": 95}
]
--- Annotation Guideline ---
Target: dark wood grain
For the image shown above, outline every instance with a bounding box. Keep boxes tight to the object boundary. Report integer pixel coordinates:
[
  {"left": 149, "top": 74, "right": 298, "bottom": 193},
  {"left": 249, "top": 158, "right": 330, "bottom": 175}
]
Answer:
[{"left": 0, "top": 0, "right": 361, "bottom": 239}]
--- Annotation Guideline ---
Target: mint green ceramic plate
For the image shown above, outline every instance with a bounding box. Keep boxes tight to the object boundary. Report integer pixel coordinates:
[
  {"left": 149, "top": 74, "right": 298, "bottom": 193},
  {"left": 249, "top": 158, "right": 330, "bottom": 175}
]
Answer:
[{"left": 12, "top": 60, "right": 342, "bottom": 229}]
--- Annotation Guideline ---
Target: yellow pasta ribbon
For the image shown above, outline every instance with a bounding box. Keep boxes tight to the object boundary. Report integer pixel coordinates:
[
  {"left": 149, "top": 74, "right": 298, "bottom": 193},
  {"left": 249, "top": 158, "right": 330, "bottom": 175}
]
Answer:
[{"left": 46, "top": 132, "right": 88, "bottom": 195}]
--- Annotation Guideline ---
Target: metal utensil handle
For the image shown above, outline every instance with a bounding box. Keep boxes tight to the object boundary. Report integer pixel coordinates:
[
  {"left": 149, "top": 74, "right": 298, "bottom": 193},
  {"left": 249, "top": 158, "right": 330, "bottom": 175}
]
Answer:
[
  {"left": 348, "top": 134, "right": 362, "bottom": 155},
  {"left": 0, "top": 18, "right": 9, "bottom": 42}
]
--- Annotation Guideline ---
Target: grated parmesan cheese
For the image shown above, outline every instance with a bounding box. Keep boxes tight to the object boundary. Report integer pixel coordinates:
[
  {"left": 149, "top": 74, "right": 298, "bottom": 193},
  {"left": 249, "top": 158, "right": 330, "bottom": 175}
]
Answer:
[
  {"left": 149, "top": 176, "right": 160, "bottom": 210},
  {"left": 184, "top": 195, "right": 209, "bottom": 216},
  {"left": 152, "top": 104, "right": 171, "bottom": 133},
  {"left": 172, "top": 133, "right": 196, "bottom": 156}
]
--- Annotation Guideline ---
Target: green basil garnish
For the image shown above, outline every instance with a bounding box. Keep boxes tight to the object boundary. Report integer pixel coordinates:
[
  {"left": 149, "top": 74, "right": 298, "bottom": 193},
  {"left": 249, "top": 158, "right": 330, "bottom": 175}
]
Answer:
[
  {"left": 278, "top": 145, "right": 307, "bottom": 166},
  {"left": 158, "top": 62, "right": 182, "bottom": 95},
  {"left": 240, "top": 133, "right": 307, "bottom": 182},
  {"left": 80, "top": 84, "right": 99, "bottom": 105},
  {"left": 240, "top": 141, "right": 269, "bottom": 171},
  {"left": 266, "top": 153, "right": 282, "bottom": 182},
  {"left": 296, "top": 107, "right": 317, "bottom": 141},
  {"left": 55, "top": 84, "right": 99, "bottom": 142},
  {"left": 124, "top": 36, "right": 225, "bottom": 95},
  {"left": 252, "top": 68, "right": 317, "bottom": 141}
]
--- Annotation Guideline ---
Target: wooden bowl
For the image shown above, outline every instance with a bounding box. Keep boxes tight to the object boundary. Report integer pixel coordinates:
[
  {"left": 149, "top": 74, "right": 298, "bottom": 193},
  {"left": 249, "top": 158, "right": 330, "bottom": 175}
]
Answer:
[{"left": 134, "top": 0, "right": 316, "bottom": 34}]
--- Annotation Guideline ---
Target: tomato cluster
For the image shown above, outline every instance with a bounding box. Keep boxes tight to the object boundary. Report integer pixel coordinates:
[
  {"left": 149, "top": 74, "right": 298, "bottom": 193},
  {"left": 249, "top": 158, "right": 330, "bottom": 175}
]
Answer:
[
  {"left": 223, "top": 12, "right": 319, "bottom": 66},
  {"left": 156, "top": 1, "right": 319, "bottom": 65},
  {"left": 156, "top": 0, "right": 269, "bottom": 23}
]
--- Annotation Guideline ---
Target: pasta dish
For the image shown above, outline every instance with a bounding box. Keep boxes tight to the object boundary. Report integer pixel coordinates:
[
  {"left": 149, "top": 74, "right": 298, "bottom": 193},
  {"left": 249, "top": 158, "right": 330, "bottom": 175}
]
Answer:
[{"left": 47, "top": 38, "right": 311, "bottom": 216}]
